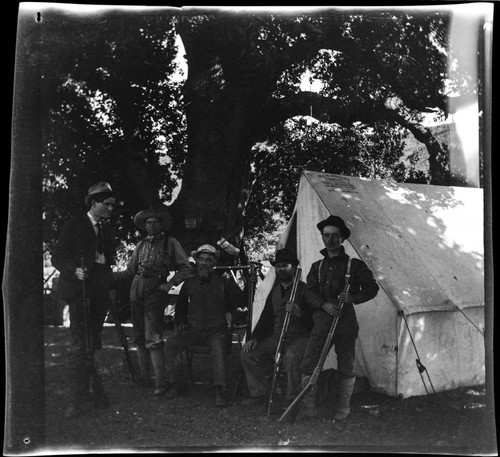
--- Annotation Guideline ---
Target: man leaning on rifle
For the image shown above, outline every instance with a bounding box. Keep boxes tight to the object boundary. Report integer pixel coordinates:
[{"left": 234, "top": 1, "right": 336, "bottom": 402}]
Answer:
[
  {"left": 300, "top": 215, "right": 379, "bottom": 421},
  {"left": 51, "top": 182, "right": 119, "bottom": 418},
  {"left": 240, "top": 249, "right": 313, "bottom": 407}
]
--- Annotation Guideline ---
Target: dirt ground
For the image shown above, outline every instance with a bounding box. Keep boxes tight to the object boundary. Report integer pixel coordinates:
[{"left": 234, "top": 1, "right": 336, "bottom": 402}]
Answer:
[{"left": 42, "top": 323, "right": 497, "bottom": 454}]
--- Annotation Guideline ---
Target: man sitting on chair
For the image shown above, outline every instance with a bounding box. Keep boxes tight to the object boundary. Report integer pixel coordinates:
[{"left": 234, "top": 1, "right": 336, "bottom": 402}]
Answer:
[
  {"left": 163, "top": 244, "right": 246, "bottom": 407},
  {"left": 240, "top": 249, "right": 313, "bottom": 407}
]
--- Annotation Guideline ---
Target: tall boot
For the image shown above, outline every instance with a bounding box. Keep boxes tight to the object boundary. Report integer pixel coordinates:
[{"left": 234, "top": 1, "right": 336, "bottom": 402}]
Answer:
[
  {"left": 299, "top": 374, "right": 317, "bottom": 418},
  {"left": 332, "top": 375, "right": 356, "bottom": 421},
  {"left": 150, "top": 347, "right": 167, "bottom": 396},
  {"left": 136, "top": 345, "right": 153, "bottom": 387}
]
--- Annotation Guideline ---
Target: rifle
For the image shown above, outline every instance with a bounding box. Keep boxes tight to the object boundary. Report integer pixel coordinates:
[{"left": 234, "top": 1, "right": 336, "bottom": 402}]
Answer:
[
  {"left": 213, "top": 263, "right": 261, "bottom": 399},
  {"left": 80, "top": 258, "right": 109, "bottom": 408},
  {"left": 107, "top": 290, "right": 136, "bottom": 383},
  {"left": 213, "top": 263, "right": 261, "bottom": 339},
  {"left": 278, "top": 258, "right": 352, "bottom": 423},
  {"left": 267, "top": 267, "right": 302, "bottom": 416}
]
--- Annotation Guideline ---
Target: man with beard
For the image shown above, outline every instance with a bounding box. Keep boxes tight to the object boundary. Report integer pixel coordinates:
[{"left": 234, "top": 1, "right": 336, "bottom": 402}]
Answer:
[
  {"left": 115, "top": 208, "right": 192, "bottom": 397},
  {"left": 240, "top": 249, "right": 313, "bottom": 407},
  {"left": 163, "top": 244, "right": 245, "bottom": 407},
  {"left": 299, "top": 215, "right": 379, "bottom": 421},
  {"left": 51, "top": 182, "right": 118, "bottom": 418}
]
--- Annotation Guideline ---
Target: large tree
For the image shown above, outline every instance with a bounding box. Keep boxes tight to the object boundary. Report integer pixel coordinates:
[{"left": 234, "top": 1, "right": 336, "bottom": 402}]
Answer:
[{"left": 40, "top": 8, "right": 478, "bottom": 259}]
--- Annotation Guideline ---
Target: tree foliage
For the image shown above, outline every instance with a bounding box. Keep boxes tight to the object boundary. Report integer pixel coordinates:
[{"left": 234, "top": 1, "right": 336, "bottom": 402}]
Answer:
[
  {"left": 39, "top": 8, "right": 478, "bottom": 259},
  {"left": 41, "top": 11, "right": 186, "bottom": 253}
]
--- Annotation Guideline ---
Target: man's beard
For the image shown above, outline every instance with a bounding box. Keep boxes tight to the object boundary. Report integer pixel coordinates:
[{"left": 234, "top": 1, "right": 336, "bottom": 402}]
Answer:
[
  {"left": 277, "top": 270, "right": 293, "bottom": 282},
  {"left": 198, "top": 265, "right": 213, "bottom": 278}
]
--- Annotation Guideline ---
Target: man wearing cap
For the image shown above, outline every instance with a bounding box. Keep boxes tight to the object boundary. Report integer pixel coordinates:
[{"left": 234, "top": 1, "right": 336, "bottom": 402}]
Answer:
[
  {"left": 240, "top": 249, "right": 313, "bottom": 407},
  {"left": 163, "top": 244, "right": 245, "bottom": 407},
  {"left": 299, "top": 215, "right": 379, "bottom": 421},
  {"left": 116, "top": 208, "right": 192, "bottom": 396},
  {"left": 51, "top": 182, "right": 119, "bottom": 418}
]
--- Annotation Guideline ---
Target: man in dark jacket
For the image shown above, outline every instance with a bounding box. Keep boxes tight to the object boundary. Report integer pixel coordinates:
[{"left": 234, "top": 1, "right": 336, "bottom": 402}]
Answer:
[
  {"left": 51, "top": 182, "right": 118, "bottom": 418},
  {"left": 240, "top": 249, "right": 313, "bottom": 407},
  {"left": 300, "top": 215, "right": 379, "bottom": 421},
  {"left": 163, "top": 244, "right": 245, "bottom": 407}
]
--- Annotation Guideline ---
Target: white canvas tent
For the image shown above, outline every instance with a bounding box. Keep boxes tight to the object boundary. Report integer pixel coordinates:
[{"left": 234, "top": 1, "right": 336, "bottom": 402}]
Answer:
[{"left": 251, "top": 171, "right": 485, "bottom": 398}]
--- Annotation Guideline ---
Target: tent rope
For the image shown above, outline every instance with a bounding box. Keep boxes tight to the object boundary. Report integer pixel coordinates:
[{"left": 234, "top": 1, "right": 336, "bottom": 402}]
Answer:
[
  {"left": 454, "top": 306, "right": 485, "bottom": 337},
  {"left": 400, "top": 311, "right": 436, "bottom": 395}
]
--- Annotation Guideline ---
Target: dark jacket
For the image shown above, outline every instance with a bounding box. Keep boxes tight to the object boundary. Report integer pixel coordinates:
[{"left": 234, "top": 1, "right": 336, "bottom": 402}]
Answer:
[
  {"left": 175, "top": 274, "right": 244, "bottom": 333},
  {"left": 304, "top": 246, "right": 379, "bottom": 316},
  {"left": 51, "top": 213, "right": 117, "bottom": 301},
  {"left": 252, "top": 280, "right": 313, "bottom": 341}
]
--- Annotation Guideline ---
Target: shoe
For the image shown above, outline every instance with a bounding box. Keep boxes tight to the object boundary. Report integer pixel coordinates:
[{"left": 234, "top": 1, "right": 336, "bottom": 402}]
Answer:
[
  {"left": 165, "top": 384, "right": 183, "bottom": 399},
  {"left": 215, "top": 386, "right": 229, "bottom": 408},
  {"left": 240, "top": 395, "right": 266, "bottom": 407},
  {"left": 94, "top": 392, "right": 110, "bottom": 409},
  {"left": 136, "top": 375, "right": 154, "bottom": 389},
  {"left": 154, "top": 385, "right": 168, "bottom": 396}
]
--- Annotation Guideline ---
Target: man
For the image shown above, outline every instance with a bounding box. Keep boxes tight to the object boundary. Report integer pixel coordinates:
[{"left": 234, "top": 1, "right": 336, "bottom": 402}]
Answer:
[
  {"left": 51, "top": 182, "right": 118, "bottom": 418},
  {"left": 163, "top": 244, "right": 245, "bottom": 407},
  {"left": 240, "top": 249, "right": 313, "bottom": 407},
  {"left": 300, "top": 215, "right": 379, "bottom": 421},
  {"left": 116, "top": 208, "right": 192, "bottom": 396}
]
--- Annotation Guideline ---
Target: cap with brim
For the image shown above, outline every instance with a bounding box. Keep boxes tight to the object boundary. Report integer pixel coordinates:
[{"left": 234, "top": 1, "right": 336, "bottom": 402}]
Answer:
[
  {"left": 85, "top": 182, "right": 114, "bottom": 206},
  {"left": 134, "top": 208, "right": 173, "bottom": 231},
  {"left": 316, "top": 215, "right": 350, "bottom": 239},
  {"left": 270, "top": 248, "right": 299, "bottom": 266},
  {"left": 191, "top": 244, "right": 217, "bottom": 259}
]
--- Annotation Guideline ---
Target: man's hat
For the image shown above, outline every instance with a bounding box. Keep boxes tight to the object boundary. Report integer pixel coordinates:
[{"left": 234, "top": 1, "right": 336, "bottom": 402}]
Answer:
[
  {"left": 134, "top": 208, "right": 173, "bottom": 231},
  {"left": 85, "top": 182, "right": 114, "bottom": 206},
  {"left": 191, "top": 244, "right": 218, "bottom": 259},
  {"left": 270, "top": 248, "right": 299, "bottom": 266},
  {"left": 316, "top": 215, "right": 351, "bottom": 239}
]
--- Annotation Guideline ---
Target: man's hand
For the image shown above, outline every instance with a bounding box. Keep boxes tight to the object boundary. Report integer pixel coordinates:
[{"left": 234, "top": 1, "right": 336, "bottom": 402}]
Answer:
[
  {"left": 175, "top": 323, "right": 188, "bottom": 333},
  {"left": 321, "top": 301, "right": 343, "bottom": 318},
  {"left": 75, "top": 267, "right": 88, "bottom": 281},
  {"left": 285, "top": 300, "right": 302, "bottom": 318},
  {"left": 242, "top": 338, "right": 258, "bottom": 353},
  {"left": 158, "top": 281, "right": 175, "bottom": 294}
]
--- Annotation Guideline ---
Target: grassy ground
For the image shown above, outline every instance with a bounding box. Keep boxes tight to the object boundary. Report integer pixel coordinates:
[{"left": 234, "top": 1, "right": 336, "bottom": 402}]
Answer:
[{"left": 42, "top": 324, "right": 497, "bottom": 454}]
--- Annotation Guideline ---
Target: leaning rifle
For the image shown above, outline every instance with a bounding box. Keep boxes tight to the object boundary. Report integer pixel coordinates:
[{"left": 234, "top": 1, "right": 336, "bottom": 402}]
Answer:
[
  {"left": 278, "top": 258, "right": 352, "bottom": 423},
  {"left": 80, "top": 258, "right": 108, "bottom": 407},
  {"left": 267, "top": 267, "right": 302, "bottom": 416},
  {"left": 107, "top": 291, "right": 136, "bottom": 383}
]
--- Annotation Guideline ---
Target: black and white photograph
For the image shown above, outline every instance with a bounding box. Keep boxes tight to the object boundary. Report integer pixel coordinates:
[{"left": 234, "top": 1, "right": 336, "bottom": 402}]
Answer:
[{"left": 5, "top": 2, "right": 495, "bottom": 454}]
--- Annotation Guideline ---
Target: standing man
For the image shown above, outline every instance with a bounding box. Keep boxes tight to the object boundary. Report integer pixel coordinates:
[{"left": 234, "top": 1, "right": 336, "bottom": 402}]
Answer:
[
  {"left": 51, "top": 182, "right": 118, "bottom": 418},
  {"left": 116, "top": 208, "right": 192, "bottom": 396},
  {"left": 240, "top": 249, "right": 313, "bottom": 407},
  {"left": 300, "top": 215, "right": 379, "bottom": 421},
  {"left": 163, "top": 244, "right": 246, "bottom": 407}
]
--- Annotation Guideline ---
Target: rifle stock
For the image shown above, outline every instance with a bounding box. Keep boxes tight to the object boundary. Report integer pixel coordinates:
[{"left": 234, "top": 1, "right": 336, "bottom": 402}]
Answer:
[
  {"left": 278, "top": 259, "right": 352, "bottom": 423},
  {"left": 108, "top": 294, "right": 136, "bottom": 382},
  {"left": 266, "top": 267, "right": 302, "bottom": 416}
]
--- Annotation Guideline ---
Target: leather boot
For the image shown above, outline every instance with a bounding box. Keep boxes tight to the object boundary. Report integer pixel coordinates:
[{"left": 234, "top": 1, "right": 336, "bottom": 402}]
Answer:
[
  {"left": 150, "top": 347, "right": 167, "bottom": 396},
  {"left": 299, "top": 374, "right": 317, "bottom": 418},
  {"left": 136, "top": 346, "right": 153, "bottom": 388},
  {"left": 332, "top": 375, "right": 356, "bottom": 421}
]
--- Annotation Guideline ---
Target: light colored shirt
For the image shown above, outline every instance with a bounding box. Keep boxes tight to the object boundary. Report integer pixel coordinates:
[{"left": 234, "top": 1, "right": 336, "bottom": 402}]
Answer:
[{"left": 87, "top": 211, "right": 106, "bottom": 264}]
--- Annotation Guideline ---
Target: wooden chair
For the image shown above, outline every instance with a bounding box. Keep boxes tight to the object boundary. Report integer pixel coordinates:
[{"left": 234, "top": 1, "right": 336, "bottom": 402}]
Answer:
[{"left": 183, "top": 314, "right": 245, "bottom": 387}]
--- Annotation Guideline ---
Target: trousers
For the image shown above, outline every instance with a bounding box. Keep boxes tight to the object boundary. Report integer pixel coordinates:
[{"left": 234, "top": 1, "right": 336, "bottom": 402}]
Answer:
[
  {"left": 164, "top": 328, "right": 227, "bottom": 386},
  {"left": 241, "top": 334, "right": 309, "bottom": 397}
]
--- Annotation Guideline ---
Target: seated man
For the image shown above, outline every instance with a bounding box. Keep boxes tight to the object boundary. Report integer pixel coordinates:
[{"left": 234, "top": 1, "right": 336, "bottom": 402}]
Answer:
[
  {"left": 163, "top": 244, "right": 246, "bottom": 407},
  {"left": 240, "top": 249, "right": 313, "bottom": 407}
]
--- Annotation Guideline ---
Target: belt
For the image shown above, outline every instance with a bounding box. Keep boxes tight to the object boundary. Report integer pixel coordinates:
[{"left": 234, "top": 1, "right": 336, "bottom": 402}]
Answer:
[{"left": 135, "top": 272, "right": 164, "bottom": 279}]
